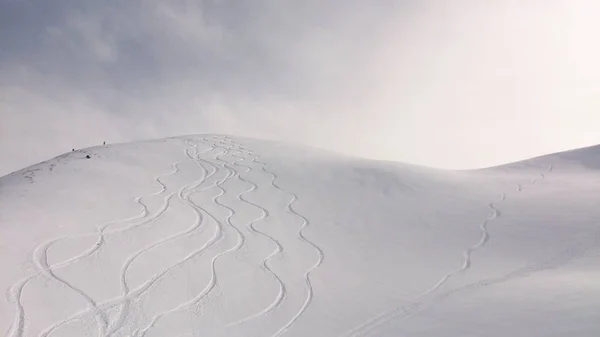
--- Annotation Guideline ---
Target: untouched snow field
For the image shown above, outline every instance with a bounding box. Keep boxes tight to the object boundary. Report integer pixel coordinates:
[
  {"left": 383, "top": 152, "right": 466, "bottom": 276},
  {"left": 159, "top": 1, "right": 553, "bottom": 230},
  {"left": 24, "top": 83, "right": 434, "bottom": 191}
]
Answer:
[{"left": 1, "top": 134, "right": 599, "bottom": 337}]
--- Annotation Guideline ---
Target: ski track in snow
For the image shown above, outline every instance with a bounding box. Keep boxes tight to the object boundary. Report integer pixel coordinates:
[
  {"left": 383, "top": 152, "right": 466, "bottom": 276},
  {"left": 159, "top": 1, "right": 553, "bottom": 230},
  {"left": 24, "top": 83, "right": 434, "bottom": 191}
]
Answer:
[
  {"left": 251, "top": 158, "right": 325, "bottom": 337},
  {"left": 224, "top": 147, "right": 287, "bottom": 327},
  {"left": 194, "top": 137, "right": 325, "bottom": 336},
  {"left": 342, "top": 164, "right": 554, "bottom": 337},
  {"left": 354, "top": 181, "right": 600, "bottom": 337}
]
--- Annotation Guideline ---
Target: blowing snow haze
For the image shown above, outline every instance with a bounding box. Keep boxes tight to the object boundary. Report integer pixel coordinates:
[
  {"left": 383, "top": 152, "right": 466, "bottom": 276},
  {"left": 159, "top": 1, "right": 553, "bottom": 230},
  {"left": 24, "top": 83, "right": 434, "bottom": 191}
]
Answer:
[{"left": 2, "top": 1, "right": 600, "bottom": 175}]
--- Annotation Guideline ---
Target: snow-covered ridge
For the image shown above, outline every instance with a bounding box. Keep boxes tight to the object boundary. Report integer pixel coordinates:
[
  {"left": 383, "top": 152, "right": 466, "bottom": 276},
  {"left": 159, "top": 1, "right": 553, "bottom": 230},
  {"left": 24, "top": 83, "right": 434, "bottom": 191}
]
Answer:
[{"left": 1, "top": 135, "right": 599, "bottom": 336}]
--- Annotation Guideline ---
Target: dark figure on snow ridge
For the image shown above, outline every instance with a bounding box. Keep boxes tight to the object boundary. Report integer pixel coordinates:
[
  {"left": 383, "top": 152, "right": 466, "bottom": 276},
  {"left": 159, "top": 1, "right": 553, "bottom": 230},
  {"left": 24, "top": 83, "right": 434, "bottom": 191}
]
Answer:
[
  {"left": 86, "top": 155, "right": 91, "bottom": 159},
  {"left": 103, "top": 141, "right": 106, "bottom": 145}
]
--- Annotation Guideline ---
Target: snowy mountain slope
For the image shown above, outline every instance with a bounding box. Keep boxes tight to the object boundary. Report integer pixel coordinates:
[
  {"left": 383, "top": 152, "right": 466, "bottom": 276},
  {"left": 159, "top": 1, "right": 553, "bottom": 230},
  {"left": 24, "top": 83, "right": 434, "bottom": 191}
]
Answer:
[{"left": 1, "top": 135, "right": 599, "bottom": 336}]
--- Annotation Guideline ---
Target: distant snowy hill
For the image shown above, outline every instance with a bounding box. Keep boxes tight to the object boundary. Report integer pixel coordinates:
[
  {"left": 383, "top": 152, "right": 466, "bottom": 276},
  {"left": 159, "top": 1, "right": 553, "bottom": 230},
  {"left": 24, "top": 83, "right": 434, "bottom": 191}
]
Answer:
[{"left": 1, "top": 135, "right": 599, "bottom": 337}]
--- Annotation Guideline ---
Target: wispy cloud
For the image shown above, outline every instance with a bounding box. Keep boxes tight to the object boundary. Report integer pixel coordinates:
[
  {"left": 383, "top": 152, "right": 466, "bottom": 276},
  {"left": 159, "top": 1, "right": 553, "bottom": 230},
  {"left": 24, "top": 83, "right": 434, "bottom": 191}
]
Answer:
[{"left": 2, "top": 0, "right": 600, "bottom": 175}]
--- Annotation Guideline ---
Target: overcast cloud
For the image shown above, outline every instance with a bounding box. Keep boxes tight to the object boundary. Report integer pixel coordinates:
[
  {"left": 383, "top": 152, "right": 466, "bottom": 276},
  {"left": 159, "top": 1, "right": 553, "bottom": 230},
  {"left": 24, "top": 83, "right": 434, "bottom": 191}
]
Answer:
[{"left": 2, "top": 0, "right": 600, "bottom": 175}]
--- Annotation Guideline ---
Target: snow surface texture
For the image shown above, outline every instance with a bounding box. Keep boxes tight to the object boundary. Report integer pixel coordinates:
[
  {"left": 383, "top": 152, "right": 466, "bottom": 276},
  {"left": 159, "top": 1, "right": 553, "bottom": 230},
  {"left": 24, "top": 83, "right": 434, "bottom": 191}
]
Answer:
[{"left": 1, "top": 134, "right": 599, "bottom": 337}]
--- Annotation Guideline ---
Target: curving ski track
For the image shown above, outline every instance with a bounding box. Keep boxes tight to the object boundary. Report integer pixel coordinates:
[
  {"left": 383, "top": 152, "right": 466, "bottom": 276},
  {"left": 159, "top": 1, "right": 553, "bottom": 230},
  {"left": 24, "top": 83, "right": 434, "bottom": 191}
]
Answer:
[
  {"left": 225, "top": 148, "right": 287, "bottom": 327},
  {"left": 342, "top": 164, "right": 553, "bottom": 336},
  {"left": 247, "top": 158, "right": 325, "bottom": 337}
]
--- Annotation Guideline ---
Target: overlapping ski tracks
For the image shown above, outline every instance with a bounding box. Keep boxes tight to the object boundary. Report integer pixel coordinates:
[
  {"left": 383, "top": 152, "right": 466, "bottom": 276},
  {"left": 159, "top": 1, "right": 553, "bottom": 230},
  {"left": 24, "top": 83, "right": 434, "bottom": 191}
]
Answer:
[
  {"left": 4, "top": 135, "right": 324, "bottom": 337},
  {"left": 342, "top": 164, "right": 555, "bottom": 337}
]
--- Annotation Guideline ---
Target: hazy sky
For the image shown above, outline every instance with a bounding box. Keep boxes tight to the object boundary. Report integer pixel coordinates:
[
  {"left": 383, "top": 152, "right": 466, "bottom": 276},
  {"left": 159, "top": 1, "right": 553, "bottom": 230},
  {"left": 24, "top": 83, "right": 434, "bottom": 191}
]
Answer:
[{"left": 2, "top": 0, "right": 600, "bottom": 175}]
